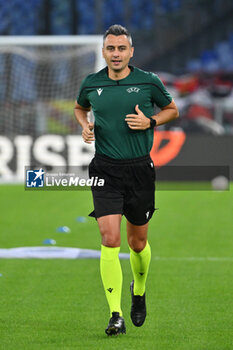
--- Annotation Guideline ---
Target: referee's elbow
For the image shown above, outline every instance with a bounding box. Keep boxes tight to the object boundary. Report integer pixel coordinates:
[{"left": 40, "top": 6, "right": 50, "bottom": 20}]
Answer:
[
  {"left": 173, "top": 103, "right": 179, "bottom": 119},
  {"left": 175, "top": 107, "right": 179, "bottom": 119},
  {"left": 169, "top": 99, "right": 179, "bottom": 120}
]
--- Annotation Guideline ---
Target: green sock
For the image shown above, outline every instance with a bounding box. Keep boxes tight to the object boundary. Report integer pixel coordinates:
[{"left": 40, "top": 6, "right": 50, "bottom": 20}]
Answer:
[
  {"left": 100, "top": 245, "right": 123, "bottom": 316},
  {"left": 129, "top": 241, "right": 151, "bottom": 296}
]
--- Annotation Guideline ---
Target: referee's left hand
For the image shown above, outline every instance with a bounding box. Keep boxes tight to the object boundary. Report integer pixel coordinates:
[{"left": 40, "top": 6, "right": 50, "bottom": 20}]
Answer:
[{"left": 125, "top": 105, "right": 150, "bottom": 130}]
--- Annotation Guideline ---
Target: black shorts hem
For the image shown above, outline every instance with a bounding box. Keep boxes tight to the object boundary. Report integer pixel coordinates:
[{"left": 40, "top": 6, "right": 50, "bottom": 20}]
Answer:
[
  {"left": 88, "top": 210, "right": 123, "bottom": 219},
  {"left": 125, "top": 217, "right": 150, "bottom": 226}
]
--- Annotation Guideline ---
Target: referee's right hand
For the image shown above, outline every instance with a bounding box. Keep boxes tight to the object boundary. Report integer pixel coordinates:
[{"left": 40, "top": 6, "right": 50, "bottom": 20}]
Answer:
[{"left": 82, "top": 123, "right": 95, "bottom": 144}]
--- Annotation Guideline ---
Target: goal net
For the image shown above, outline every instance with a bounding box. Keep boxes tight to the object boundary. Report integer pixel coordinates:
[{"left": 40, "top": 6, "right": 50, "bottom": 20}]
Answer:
[
  {"left": 0, "top": 36, "right": 104, "bottom": 181},
  {"left": 0, "top": 35, "right": 104, "bottom": 137}
]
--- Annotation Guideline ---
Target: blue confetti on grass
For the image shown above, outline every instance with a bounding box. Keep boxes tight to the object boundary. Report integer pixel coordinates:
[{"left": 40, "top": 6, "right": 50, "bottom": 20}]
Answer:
[
  {"left": 56, "top": 226, "right": 71, "bottom": 233},
  {"left": 43, "top": 239, "right": 56, "bottom": 245},
  {"left": 76, "top": 216, "right": 87, "bottom": 223}
]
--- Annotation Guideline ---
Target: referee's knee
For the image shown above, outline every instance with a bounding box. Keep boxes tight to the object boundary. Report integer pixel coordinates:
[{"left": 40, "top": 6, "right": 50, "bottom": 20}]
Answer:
[
  {"left": 128, "top": 237, "right": 147, "bottom": 253},
  {"left": 101, "top": 231, "right": 121, "bottom": 248},
  {"left": 98, "top": 217, "right": 121, "bottom": 247}
]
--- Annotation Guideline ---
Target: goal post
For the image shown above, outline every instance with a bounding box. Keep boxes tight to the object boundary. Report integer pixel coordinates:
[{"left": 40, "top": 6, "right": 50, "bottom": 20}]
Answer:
[{"left": 0, "top": 35, "right": 105, "bottom": 181}]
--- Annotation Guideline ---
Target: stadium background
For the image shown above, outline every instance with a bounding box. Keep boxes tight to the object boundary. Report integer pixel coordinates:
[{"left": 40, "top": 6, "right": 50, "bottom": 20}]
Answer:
[{"left": 0, "top": 1, "right": 232, "bottom": 350}]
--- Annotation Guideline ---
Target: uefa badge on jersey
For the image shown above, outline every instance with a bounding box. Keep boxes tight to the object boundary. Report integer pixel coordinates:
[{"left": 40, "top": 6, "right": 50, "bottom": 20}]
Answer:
[{"left": 26, "top": 169, "right": 45, "bottom": 188}]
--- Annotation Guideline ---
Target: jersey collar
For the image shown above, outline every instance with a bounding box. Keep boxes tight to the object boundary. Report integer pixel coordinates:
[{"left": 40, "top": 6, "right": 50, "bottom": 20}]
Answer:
[{"left": 105, "top": 65, "right": 134, "bottom": 81}]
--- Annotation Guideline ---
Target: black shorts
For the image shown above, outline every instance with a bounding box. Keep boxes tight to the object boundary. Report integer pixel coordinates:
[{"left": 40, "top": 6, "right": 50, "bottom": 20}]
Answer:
[{"left": 88, "top": 153, "right": 156, "bottom": 225}]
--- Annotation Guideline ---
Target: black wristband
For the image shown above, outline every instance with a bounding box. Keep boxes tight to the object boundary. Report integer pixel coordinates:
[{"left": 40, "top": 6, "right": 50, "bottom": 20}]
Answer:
[{"left": 149, "top": 117, "right": 156, "bottom": 129}]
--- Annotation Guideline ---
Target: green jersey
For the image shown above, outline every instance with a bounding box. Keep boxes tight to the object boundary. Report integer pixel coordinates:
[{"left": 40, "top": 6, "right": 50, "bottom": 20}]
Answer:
[{"left": 77, "top": 66, "right": 172, "bottom": 159}]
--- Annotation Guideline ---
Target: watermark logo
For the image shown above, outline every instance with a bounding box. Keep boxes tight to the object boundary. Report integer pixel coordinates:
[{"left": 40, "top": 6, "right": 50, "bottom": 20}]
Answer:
[
  {"left": 26, "top": 169, "right": 45, "bottom": 187},
  {"left": 25, "top": 167, "right": 105, "bottom": 190}
]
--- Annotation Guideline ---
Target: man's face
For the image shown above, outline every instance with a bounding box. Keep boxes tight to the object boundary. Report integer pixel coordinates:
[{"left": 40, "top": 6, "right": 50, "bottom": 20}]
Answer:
[{"left": 102, "top": 34, "right": 134, "bottom": 73}]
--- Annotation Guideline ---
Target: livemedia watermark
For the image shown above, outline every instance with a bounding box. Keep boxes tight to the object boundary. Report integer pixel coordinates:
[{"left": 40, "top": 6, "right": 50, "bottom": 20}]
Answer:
[{"left": 25, "top": 167, "right": 104, "bottom": 191}]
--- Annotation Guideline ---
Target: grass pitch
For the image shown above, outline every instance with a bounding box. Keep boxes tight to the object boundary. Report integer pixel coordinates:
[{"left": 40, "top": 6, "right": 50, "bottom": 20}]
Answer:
[{"left": 0, "top": 184, "right": 232, "bottom": 350}]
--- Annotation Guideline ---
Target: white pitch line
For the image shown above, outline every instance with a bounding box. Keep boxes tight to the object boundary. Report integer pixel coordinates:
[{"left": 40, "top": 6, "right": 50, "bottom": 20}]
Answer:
[{"left": 153, "top": 256, "right": 233, "bottom": 262}]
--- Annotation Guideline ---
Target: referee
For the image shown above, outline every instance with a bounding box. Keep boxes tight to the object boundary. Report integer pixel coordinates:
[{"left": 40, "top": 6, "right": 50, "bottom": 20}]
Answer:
[{"left": 74, "top": 24, "right": 179, "bottom": 336}]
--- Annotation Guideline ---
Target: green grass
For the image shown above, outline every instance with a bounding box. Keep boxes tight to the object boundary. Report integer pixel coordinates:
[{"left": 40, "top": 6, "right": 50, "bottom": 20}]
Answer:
[{"left": 0, "top": 185, "right": 232, "bottom": 350}]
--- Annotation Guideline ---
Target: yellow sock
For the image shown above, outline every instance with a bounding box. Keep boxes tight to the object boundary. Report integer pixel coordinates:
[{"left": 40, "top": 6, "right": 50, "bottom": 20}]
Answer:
[
  {"left": 100, "top": 245, "right": 123, "bottom": 316},
  {"left": 129, "top": 241, "right": 151, "bottom": 296}
]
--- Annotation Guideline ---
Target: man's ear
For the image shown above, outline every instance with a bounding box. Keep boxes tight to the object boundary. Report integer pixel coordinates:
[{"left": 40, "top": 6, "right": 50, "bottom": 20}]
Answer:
[{"left": 130, "top": 46, "right": 134, "bottom": 58}]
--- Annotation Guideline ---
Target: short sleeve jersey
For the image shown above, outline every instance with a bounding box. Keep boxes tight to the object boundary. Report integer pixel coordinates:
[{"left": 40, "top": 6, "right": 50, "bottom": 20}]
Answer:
[{"left": 77, "top": 66, "right": 172, "bottom": 159}]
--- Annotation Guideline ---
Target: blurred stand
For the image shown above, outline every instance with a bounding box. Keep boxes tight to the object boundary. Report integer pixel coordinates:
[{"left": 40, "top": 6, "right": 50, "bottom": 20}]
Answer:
[{"left": 158, "top": 71, "right": 233, "bottom": 135}]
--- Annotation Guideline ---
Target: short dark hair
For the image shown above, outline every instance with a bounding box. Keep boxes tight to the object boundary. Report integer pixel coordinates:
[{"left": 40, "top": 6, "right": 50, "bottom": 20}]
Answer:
[{"left": 103, "top": 24, "right": 132, "bottom": 46}]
